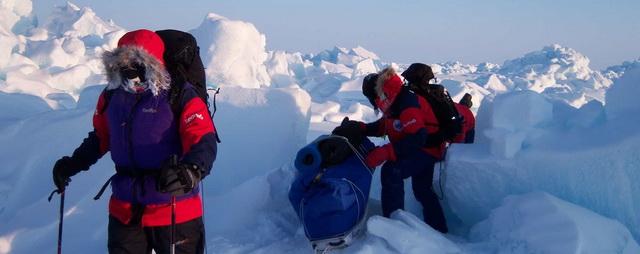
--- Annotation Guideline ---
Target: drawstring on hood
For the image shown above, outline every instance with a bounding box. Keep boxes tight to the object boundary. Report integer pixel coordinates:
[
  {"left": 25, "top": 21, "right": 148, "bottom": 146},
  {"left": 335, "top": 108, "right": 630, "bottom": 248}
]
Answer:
[{"left": 103, "top": 29, "right": 171, "bottom": 96}]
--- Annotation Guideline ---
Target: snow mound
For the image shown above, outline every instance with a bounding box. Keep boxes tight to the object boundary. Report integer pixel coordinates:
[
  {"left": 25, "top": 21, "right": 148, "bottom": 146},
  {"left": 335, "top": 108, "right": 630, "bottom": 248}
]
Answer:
[
  {"left": 444, "top": 87, "right": 640, "bottom": 241},
  {"left": 0, "top": 0, "right": 34, "bottom": 34},
  {"left": 310, "top": 46, "right": 380, "bottom": 67},
  {"left": 439, "top": 79, "right": 490, "bottom": 112},
  {"left": 476, "top": 62, "right": 500, "bottom": 73},
  {"left": 366, "top": 211, "right": 461, "bottom": 254},
  {"left": 44, "top": 2, "right": 120, "bottom": 39},
  {"left": 432, "top": 61, "right": 479, "bottom": 75},
  {"left": 483, "top": 90, "right": 552, "bottom": 158},
  {"left": 470, "top": 192, "right": 640, "bottom": 254},
  {"left": 605, "top": 65, "right": 640, "bottom": 120},
  {"left": 498, "top": 44, "right": 612, "bottom": 107},
  {"left": 603, "top": 58, "right": 640, "bottom": 81},
  {"left": 265, "top": 51, "right": 309, "bottom": 88},
  {"left": 0, "top": 107, "right": 113, "bottom": 254},
  {"left": 473, "top": 74, "right": 508, "bottom": 94},
  {"left": 0, "top": 0, "right": 35, "bottom": 69},
  {"left": 0, "top": 91, "right": 51, "bottom": 123},
  {"left": 208, "top": 86, "right": 311, "bottom": 195},
  {"left": 191, "top": 13, "right": 271, "bottom": 88},
  {"left": 0, "top": 1, "right": 123, "bottom": 108}
]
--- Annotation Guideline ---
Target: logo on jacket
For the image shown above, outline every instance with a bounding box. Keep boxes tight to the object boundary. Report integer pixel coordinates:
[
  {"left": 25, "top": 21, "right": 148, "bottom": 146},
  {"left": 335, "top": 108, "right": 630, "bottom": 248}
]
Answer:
[
  {"left": 142, "top": 108, "right": 157, "bottom": 113},
  {"left": 393, "top": 119, "right": 417, "bottom": 131},
  {"left": 393, "top": 120, "right": 403, "bottom": 131},
  {"left": 185, "top": 113, "right": 204, "bottom": 125}
]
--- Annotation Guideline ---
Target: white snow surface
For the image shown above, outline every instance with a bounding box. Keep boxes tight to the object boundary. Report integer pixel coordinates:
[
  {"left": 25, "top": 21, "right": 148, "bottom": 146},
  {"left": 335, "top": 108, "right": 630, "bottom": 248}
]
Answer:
[
  {"left": 0, "top": 1, "right": 639, "bottom": 253},
  {"left": 443, "top": 67, "right": 640, "bottom": 243},
  {"left": 0, "top": 0, "right": 123, "bottom": 109},
  {"left": 469, "top": 192, "right": 639, "bottom": 254},
  {"left": 497, "top": 44, "right": 613, "bottom": 107}
]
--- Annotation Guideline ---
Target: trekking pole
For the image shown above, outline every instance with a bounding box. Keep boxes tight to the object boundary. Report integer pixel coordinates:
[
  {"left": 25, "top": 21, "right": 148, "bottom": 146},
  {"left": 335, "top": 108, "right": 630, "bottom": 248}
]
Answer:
[
  {"left": 200, "top": 181, "right": 208, "bottom": 254},
  {"left": 167, "top": 154, "right": 179, "bottom": 254},
  {"left": 48, "top": 189, "right": 65, "bottom": 254},
  {"left": 171, "top": 195, "right": 176, "bottom": 254}
]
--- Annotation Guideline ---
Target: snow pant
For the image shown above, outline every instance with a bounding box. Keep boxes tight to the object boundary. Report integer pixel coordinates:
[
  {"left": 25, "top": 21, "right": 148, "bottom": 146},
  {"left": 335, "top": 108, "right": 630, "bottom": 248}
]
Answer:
[
  {"left": 380, "top": 153, "right": 448, "bottom": 233},
  {"left": 108, "top": 216, "right": 204, "bottom": 254}
]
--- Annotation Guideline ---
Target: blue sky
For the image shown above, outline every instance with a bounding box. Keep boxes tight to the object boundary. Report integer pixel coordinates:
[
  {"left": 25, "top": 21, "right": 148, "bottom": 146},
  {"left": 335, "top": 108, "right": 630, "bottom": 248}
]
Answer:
[{"left": 34, "top": 0, "right": 640, "bottom": 69}]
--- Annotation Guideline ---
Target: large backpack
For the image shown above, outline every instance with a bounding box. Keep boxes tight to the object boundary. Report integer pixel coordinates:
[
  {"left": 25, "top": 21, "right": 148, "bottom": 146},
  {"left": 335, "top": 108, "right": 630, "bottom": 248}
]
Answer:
[
  {"left": 401, "top": 63, "right": 463, "bottom": 146},
  {"left": 155, "top": 30, "right": 210, "bottom": 117},
  {"left": 156, "top": 30, "right": 220, "bottom": 142}
]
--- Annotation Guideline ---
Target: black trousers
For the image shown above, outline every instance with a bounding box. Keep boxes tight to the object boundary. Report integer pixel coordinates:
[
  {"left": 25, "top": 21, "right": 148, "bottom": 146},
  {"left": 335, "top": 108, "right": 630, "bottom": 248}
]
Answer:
[
  {"left": 108, "top": 216, "right": 204, "bottom": 254},
  {"left": 380, "top": 154, "right": 448, "bottom": 233}
]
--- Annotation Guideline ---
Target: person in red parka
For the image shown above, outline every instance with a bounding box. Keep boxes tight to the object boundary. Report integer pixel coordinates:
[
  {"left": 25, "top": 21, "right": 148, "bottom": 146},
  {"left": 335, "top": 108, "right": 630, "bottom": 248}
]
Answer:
[
  {"left": 454, "top": 93, "right": 476, "bottom": 143},
  {"left": 51, "top": 29, "right": 217, "bottom": 254},
  {"left": 339, "top": 67, "right": 448, "bottom": 233}
]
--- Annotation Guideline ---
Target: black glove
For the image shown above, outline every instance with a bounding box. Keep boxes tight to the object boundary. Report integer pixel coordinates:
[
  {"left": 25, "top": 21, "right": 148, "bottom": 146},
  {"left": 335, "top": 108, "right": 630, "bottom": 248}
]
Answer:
[
  {"left": 52, "top": 156, "right": 82, "bottom": 192},
  {"left": 332, "top": 117, "right": 365, "bottom": 147},
  {"left": 156, "top": 161, "right": 202, "bottom": 196}
]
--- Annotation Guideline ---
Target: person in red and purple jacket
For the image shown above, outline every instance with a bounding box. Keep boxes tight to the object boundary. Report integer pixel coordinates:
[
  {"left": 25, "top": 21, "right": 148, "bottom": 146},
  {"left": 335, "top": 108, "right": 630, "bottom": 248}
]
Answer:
[
  {"left": 51, "top": 29, "right": 217, "bottom": 254},
  {"left": 454, "top": 93, "right": 476, "bottom": 144},
  {"left": 340, "top": 67, "right": 448, "bottom": 233}
]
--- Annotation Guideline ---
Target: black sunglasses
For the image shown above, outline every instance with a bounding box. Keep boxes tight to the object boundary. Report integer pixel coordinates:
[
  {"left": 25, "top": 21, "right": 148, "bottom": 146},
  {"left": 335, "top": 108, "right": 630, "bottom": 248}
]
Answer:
[{"left": 120, "top": 63, "right": 146, "bottom": 81}]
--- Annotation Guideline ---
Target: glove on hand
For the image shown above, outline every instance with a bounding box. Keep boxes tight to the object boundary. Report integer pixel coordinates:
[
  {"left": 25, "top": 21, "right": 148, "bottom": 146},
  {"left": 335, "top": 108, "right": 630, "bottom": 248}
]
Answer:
[
  {"left": 52, "top": 156, "right": 82, "bottom": 192},
  {"left": 332, "top": 117, "right": 365, "bottom": 145},
  {"left": 157, "top": 162, "right": 202, "bottom": 196},
  {"left": 365, "top": 144, "right": 396, "bottom": 169}
]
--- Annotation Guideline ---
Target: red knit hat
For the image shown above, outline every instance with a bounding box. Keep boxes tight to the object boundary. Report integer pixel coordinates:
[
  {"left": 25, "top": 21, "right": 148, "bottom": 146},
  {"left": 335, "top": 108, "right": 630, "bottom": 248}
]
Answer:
[{"left": 117, "top": 29, "right": 165, "bottom": 65}]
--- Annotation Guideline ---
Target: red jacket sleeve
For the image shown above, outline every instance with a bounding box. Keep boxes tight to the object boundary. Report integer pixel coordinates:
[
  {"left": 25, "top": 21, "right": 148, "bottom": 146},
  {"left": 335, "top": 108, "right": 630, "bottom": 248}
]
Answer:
[
  {"left": 93, "top": 92, "right": 110, "bottom": 155},
  {"left": 178, "top": 95, "right": 217, "bottom": 176}
]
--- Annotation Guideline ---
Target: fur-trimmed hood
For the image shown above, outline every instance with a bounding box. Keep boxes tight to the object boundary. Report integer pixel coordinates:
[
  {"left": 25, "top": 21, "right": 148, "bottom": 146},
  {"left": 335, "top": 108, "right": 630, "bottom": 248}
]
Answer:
[
  {"left": 374, "top": 67, "right": 404, "bottom": 112},
  {"left": 103, "top": 30, "right": 170, "bottom": 96}
]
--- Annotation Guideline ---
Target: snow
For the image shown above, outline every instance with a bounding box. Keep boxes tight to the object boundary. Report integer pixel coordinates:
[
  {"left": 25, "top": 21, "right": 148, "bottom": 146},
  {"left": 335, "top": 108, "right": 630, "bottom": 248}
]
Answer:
[
  {"left": 605, "top": 65, "right": 640, "bottom": 120},
  {"left": 0, "top": 1, "right": 122, "bottom": 108},
  {"left": 443, "top": 69, "right": 640, "bottom": 241},
  {"left": 484, "top": 90, "right": 553, "bottom": 158},
  {"left": 207, "top": 86, "right": 311, "bottom": 195},
  {"left": 0, "top": 91, "right": 51, "bottom": 123},
  {"left": 0, "top": 1, "right": 639, "bottom": 253},
  {"left": 191, "top": 13, "right": 271, "bottom": 88},
  {"left": 433, "top": 61, "right": 478, "bottom": 75},
  {"left": 603, "top": 58, "right": 640, "bottom": 81},
  {"left": 469, "top": 192, "right": 640, "bottom": 254},
  {"left": 366, "top": 211, "right": 462, "bottom": 254},
  {"left": 0, "top": 0, "right": 34, "bottom": 34},
  {"left": 310, "top": 46, "right": 381, "bottom": 67},
  {"left": 44, "top": 2, "right": 120, "bottom": 39},
  {"left": 498, "top": 44, "right": 613, "bottom": 107}
]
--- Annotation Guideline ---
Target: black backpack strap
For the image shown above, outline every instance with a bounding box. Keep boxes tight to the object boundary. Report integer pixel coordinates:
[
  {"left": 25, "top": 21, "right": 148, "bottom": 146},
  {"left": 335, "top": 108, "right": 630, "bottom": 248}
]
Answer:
[
  {"left": 211, "top": 87, "right": 221, "bottom": 143},
  {"left": 168, "top": 81, "right": 185, "bottom": 119},
  {"left": 93, "top": 173, "right": 116, "bottom": 200}
]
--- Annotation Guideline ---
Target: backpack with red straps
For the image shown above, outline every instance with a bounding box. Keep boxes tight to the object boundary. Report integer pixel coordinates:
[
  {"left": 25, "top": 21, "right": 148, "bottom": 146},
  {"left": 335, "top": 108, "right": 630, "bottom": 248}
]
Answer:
[{"left": 401, "top": 63, "right": 463, "bottom": 146}]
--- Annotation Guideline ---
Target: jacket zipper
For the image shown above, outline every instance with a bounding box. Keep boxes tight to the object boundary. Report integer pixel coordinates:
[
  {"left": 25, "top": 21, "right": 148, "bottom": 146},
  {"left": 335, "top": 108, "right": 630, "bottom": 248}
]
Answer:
[{"left": 127, "top": 94, "right": 142, "bottom": 169}]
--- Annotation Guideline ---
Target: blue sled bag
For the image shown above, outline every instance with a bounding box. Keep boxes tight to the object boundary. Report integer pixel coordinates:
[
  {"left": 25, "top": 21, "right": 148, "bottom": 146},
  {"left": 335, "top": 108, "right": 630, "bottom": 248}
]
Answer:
[{"left": 289, "top": 135, "right": 374, "bottom": 252}]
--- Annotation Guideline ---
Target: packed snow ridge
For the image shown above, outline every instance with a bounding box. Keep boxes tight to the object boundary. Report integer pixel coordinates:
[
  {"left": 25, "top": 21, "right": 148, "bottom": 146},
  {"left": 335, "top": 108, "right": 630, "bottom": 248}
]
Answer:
[{"left": 0, "top": 0, "right": 639, "bottom": 253}]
